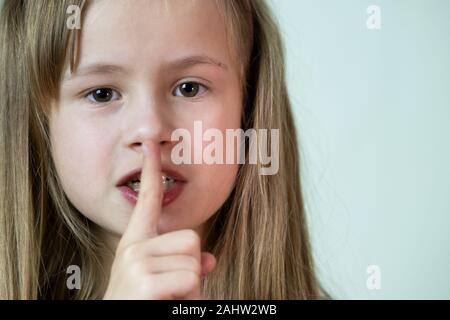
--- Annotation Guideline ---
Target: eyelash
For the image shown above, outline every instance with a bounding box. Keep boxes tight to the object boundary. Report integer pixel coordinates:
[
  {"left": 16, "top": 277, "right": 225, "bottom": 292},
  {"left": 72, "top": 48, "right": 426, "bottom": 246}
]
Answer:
[
  {"left": 83, "top": 81, "right": 208, "bottom": 104},
  {"left": 84, "top": 87, "right": 121, "bottom": 104},
  {"left": 172, "top": 81, "right": 208, "bottom": 98}
]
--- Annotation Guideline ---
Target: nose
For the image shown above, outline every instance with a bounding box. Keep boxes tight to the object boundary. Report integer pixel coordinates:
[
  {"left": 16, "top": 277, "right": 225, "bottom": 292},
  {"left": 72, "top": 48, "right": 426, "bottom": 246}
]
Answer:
[{"left": 122, "top": 91, "right": 174, "bottom": 153}]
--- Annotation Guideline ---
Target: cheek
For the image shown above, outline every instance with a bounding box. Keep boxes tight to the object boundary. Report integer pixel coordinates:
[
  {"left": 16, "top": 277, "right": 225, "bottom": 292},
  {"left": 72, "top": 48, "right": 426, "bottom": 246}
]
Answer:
[
  {"left": 189, "top": 163, "right": 239, "bottom": 219},
  {"left": 176, "top": 121, "right": 241, "bottom": 222},
  {"left": 49, "top": 112, "right": 112, "bottom": 203}
]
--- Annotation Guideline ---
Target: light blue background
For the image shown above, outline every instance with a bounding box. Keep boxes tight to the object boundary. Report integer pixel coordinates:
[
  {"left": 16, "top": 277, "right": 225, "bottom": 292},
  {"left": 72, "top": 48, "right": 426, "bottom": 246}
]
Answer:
[{"left": 267, "top": 0, "right": 450, "bottom": 299}]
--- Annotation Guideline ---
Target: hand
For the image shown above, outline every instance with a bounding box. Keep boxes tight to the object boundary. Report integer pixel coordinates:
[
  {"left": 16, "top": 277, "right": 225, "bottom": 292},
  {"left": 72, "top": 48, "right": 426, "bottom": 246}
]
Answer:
[{"left": 103, "top": 141, "right": 217, "bottom": 299}]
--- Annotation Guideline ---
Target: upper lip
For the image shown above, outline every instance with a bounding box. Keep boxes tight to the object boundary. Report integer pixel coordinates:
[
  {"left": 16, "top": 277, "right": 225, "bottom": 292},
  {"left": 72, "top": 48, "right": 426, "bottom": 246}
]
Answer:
[{"left": 116, "top": 166, "right": 187, "bottom": 187}]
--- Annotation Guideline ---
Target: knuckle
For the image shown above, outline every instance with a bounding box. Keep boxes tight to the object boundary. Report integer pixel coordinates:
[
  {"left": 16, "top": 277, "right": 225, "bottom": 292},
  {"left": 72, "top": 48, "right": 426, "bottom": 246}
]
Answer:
[
  {"left": 129, "top": 260, "right": 147, "bottom": 276},
  {"left": 121, "top": 244, "right": 142, "bottom": 262},
  {"left": 139, "top": 276, "right": 158, "bottom": 298},
  {"left": 181, "top": 230, "right": 200, "bottom": 251},
  {"left": 183, "top": 271, "right": 200, "bottom": 291},
  {"left": 187, "top": 256, "right": 201, "bottom": 275}
]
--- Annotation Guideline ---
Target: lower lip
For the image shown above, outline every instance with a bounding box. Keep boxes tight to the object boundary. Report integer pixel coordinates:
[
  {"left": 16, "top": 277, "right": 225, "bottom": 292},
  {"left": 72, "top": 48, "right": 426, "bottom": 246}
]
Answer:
[{"left": 117, "top": 182, "right": 186, "bottom": 207}]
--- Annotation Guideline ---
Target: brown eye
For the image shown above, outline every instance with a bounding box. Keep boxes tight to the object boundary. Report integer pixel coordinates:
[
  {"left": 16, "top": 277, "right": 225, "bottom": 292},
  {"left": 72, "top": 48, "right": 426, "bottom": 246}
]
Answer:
[
  {"left": 173, "top": 82, "right": 206, "bottom": 98},
  {"left": 86, "top": 88, "right": 120, "bottom": 103}
]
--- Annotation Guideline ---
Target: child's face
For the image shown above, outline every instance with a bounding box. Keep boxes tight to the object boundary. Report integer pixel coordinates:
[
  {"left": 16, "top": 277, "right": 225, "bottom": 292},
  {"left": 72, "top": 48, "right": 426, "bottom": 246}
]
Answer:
[{"left": 49, "top": 0, "right": 242, "bottom": 243}]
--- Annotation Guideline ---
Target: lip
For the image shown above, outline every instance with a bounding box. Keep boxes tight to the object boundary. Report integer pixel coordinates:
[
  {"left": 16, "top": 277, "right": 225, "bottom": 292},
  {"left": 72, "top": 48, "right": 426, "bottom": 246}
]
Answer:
[
  {"left": 116, "top": 166, "right": 187, "bottom": 207},
  {"left": 118, "top": 180, "right": 185, "bottom": 207}
]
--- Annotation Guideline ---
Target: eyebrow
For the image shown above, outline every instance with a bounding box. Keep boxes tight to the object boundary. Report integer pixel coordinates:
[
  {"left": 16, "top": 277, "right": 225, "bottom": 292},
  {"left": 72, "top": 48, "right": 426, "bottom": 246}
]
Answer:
[
  {"left": 63, "top": 64, "right": 127, "bottom": 82},
  {"left": 166, "top": 55, "right": 228, "bottom": 71},
  {"left": 63, "top": 55, "right": 228, "bottom": 82}
]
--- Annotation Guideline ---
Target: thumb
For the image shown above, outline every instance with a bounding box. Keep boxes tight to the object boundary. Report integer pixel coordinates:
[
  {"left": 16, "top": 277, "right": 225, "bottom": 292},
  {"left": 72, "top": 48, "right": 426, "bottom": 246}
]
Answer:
[{"left": 200, "top": 252, "right": 217, "bottom": 279}]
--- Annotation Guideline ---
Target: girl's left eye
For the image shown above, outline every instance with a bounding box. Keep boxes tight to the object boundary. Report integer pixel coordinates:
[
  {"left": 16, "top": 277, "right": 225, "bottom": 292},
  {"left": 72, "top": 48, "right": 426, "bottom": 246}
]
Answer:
[
  {"left": 85, "top": 88, "right": 121, "bottom": 103},
  {"left": 173, "top": 82, "right": 207, "bottom": 98}
]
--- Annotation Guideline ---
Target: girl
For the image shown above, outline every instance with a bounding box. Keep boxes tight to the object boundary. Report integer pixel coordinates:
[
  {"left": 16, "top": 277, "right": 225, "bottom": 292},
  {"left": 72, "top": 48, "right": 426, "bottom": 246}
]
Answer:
[{"left": 0, "top": 0, "right": 326, "bottom": 299}]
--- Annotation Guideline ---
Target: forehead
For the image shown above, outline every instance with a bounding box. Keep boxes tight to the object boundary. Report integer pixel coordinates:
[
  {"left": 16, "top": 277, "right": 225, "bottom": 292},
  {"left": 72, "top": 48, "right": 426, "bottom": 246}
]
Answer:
[{"left": 70, "top": 0, "right": 237, "bottom": 76}]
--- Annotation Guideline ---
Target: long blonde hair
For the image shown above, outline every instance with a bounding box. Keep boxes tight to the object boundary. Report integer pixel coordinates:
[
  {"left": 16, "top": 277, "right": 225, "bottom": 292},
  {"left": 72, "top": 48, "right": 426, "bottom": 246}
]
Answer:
[{"left": 0, "top": 0, "right": 326, "bottom": 299}]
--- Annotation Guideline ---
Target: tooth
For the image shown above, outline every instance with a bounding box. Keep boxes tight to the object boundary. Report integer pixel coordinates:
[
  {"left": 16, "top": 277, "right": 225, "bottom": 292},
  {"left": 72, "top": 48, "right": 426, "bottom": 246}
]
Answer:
[
  {"left": 127, "top": 175, "right": 175, "bottom": 193},
  {"left": 127, "top": 180, "right": 140, "bottom": 192},
  {"left": 162, "top": 175, "right": 175, "bottom": 192}
]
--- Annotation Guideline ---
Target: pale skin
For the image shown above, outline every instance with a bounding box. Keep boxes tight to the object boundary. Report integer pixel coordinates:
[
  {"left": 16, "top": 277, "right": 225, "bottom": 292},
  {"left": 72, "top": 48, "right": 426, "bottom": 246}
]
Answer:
[
  {"left": 104, "top": 141, "right": 213, "bottom": 299},
  {"left": 50, "top": 0, "right": 243, "bottom": 299}
]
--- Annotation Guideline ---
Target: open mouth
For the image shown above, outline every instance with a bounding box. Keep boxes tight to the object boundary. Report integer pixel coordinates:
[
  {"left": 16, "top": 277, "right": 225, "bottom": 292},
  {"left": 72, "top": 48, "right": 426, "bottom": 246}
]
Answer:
[
  {"left": 126, "top": 173, "right": 177, "bottom": 193},
  {"left": 117, "top": 169, "right": 186, "bottom": 207}
]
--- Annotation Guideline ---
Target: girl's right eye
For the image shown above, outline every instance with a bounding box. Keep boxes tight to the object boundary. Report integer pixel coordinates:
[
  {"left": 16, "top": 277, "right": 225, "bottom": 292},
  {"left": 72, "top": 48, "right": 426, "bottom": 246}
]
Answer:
[{"left": 85, "top": 88, "right": 121, "bottom": 104}]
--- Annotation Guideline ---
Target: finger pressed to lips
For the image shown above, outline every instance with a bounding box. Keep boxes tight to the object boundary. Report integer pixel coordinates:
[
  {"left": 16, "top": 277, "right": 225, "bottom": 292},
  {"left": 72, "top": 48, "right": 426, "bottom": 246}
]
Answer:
[{"left": 119, "top": 140, "right": 163, "bottom": 247}]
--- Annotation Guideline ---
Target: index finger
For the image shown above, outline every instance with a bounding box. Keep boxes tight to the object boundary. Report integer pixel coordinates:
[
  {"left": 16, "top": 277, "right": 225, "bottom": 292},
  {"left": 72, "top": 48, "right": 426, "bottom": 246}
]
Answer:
[{"left": 120, "top": 140, "right": 162, "bottom": 246}]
